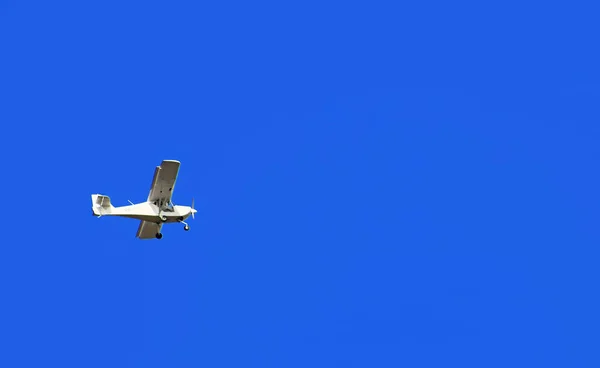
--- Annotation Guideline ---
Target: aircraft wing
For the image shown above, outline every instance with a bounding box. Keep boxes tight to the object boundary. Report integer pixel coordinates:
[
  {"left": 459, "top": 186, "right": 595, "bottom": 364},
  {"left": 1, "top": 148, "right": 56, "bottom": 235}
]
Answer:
[
  {"left": 147, "top": 160, "right": 180, "bottom": 203},
  {"left": 136, "top": 221, "right": 163, "bottom": 239}
]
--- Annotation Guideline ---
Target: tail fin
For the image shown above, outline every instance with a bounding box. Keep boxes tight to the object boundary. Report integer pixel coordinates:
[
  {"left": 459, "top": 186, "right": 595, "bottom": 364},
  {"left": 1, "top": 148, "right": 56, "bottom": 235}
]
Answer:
[{"left": 91, "top": 194, "right": 114, "bottom": 216}]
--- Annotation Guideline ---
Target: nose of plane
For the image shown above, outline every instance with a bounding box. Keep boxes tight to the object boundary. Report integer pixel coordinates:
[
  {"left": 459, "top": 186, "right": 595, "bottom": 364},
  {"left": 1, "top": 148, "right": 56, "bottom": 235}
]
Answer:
[{"left": 189, "top": 198, "right": 197, "bottom": 218}]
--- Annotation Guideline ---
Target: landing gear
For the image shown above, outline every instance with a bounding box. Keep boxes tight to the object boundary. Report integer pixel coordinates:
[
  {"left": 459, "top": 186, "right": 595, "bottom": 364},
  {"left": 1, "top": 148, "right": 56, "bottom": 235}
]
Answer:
[
  {"left": 179, "top": 219, "right": 190, "bottom": 231},
  {"left": 155, "top": 232, "right": 163, "bottom": 239},
  {"left": 160, "top": 214, "right": 168, "bottom": 222}
]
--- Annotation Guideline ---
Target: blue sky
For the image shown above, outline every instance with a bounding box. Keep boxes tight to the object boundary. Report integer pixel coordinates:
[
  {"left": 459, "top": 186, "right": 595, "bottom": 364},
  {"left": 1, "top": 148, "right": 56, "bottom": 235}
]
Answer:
[{"left": 1, "top": 1, "right": 599, "bottom": 367}]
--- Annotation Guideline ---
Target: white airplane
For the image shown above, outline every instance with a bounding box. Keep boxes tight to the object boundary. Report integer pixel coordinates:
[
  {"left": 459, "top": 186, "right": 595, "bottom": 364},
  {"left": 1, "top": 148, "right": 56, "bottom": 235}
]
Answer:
[{"left": 91, "top": 159, "right": 197, "bottom": 239}]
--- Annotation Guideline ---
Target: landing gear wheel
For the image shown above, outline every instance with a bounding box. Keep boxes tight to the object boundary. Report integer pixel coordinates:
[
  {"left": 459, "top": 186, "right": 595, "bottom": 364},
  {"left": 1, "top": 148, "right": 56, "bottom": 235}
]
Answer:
[
  {"left": 183, "top": 225, "right": 190, "bottom": 231},
  {"left": 156, "top": 233, "right": 163, "bottom": 239},
  {"left": 160, "top": 215, "right": 168, "bottom": 222}
]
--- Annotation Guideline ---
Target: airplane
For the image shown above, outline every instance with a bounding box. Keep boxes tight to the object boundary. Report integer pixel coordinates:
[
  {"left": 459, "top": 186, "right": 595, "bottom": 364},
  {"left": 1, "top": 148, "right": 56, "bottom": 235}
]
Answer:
[{"left": 91, "top": 159, "right": 197, "bottom": 239}]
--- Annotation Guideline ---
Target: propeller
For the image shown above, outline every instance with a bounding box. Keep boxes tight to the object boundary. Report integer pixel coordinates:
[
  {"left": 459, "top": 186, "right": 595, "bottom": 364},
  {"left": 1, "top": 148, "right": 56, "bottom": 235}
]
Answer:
[{"left": 191, "top": 198, "right": 196, "bottom": 219}]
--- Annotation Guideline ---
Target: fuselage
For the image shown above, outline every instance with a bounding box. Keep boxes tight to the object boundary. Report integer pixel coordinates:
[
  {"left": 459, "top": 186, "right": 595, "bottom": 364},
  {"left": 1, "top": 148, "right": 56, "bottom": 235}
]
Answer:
[{"left": 96, "top": 201, "right": 195, "bottom": 223}]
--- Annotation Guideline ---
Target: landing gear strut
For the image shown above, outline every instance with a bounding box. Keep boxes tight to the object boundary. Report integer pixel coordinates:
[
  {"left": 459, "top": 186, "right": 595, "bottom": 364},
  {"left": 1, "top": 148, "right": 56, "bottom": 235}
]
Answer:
[{"left": 179, "top": 219, "right": 190, "bottom": 231}]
